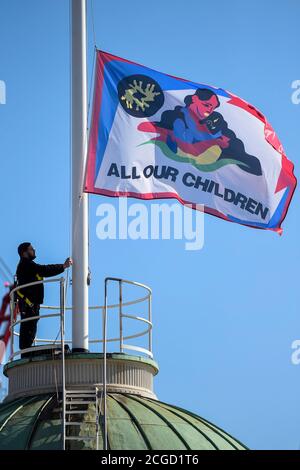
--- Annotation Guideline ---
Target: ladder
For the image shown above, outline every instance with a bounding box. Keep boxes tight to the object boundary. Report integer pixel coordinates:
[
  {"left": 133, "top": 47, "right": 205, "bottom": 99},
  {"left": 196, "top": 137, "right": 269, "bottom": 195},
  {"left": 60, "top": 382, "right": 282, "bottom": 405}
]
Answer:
[{"left": 63, "top": 388, "right": 100, "bottom": 450}]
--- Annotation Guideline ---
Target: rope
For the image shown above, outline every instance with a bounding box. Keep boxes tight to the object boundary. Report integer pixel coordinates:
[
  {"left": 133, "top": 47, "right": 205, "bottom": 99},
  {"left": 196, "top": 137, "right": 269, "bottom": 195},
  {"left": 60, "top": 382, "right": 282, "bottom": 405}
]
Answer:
[
  {"left": 68, "top": 0, "right": 73, "bottom": 263},
  {"left": 67, "top": 0, "right": 98, "bottom": 355},
  {"left": 0, "top": 258, "right": 13, "bottom": 280},
  {"left": 70, "top": 30, "right": 97, "bottom": 252},
  {"left": 90, "top": 0, "right": 97, "bottom": 49},
  {"left": 80, "top": 45, "right": 96, "bottom": 198},
  {"left": 87, "top": 46, "right": 97, "bottom": 120},
  {"left": 77, "top": 45, "right": 97, "bottom": 286},
  {"left": 0, "top": 266, "right": 8, "bottom": 284},
  {"left": 52, "top": 325, "right": 61, "bottom": 346},
  {"left": 53, "top": 355, "right": 60, "bottom": 403}
]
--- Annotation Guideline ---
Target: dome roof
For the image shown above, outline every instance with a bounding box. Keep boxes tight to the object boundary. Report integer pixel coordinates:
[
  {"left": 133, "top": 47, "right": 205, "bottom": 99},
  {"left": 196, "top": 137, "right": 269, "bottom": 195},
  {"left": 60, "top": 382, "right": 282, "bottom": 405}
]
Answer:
[{"left": 0, "top": 393, "right": 247, "bottom": 450}]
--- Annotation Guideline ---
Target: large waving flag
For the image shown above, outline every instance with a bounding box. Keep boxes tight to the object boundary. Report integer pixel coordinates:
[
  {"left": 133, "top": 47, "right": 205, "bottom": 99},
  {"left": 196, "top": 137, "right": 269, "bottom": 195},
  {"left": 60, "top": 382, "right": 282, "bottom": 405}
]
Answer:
[{"left": 85, "top": 50, "right": 296, "bottom": 233}]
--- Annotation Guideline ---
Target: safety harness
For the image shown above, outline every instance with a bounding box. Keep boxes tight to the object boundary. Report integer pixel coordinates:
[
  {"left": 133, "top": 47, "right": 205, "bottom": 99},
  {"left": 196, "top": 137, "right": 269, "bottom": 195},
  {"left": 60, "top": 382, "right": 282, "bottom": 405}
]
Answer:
[{"left": 16, "top": 273, "right": 44, "bottom": 308}]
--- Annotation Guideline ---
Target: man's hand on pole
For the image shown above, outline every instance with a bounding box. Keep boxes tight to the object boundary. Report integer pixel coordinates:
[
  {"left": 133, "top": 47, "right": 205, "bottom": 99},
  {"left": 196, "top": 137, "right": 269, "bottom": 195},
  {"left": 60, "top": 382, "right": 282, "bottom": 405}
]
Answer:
[{"left": 63, "top": 257, "right": 73, "bottom": 269}]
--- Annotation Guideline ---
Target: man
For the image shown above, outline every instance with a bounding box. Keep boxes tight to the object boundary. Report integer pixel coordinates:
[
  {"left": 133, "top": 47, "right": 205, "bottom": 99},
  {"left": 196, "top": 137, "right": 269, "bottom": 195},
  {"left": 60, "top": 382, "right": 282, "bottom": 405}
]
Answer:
[{"left": 16, "top": 242, "right": 72, "bottom": 357}]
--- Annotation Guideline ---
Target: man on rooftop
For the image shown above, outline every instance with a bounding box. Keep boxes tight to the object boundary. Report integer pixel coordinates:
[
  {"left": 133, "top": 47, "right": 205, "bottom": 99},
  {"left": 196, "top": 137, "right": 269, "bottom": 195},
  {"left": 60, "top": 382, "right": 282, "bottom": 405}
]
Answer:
[{"left": 16, "top": 242, "right": 72, "bottom": 357}]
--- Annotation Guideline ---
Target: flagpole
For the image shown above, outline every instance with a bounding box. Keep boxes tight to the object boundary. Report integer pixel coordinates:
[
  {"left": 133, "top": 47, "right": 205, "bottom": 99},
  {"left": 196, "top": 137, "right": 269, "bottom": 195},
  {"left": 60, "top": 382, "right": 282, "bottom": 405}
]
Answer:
[{"left": 71, "top": 0, "right": 89, "bottom": 352}]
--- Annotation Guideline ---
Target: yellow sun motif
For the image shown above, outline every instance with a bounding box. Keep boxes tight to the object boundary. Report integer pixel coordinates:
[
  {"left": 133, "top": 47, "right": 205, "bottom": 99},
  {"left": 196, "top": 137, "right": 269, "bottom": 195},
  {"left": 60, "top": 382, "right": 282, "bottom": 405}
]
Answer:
[{"left": 121, "top": 80, "right": 161, "bottom": 112}]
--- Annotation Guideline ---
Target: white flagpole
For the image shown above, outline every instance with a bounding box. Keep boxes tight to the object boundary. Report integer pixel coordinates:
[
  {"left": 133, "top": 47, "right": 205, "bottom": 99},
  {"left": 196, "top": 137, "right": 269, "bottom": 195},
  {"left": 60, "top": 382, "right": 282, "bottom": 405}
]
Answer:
[{"left": 71, "top": 0, "right": 89, "bottom": 352}]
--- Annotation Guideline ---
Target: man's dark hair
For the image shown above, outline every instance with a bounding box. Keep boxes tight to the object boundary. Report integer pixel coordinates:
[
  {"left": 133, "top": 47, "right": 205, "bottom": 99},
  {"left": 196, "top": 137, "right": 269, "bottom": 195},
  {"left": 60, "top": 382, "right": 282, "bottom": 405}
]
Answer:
[
  {"left": 155, "top": 88, "right": 221, "bottom": 131},
  {"left": 184, "top": 88, "right": 220, "bottom": 107},
  {"left": 18, "top": 242, "right": 31, "bottom": 257}
]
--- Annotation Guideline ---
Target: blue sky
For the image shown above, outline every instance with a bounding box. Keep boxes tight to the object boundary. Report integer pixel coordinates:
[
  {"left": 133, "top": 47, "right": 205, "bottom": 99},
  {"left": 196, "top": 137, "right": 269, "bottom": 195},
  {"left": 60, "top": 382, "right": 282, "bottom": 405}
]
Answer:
[{"left": 0, "top": 0, "right": 300, "bottom": 450}]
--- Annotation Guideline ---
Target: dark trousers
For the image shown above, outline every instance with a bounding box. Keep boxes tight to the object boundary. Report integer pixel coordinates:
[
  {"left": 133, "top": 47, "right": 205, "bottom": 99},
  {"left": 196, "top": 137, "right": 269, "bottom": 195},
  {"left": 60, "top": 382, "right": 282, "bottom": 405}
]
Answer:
[{"left": 19, "top": 303, "right": 40, "bottom": 357}]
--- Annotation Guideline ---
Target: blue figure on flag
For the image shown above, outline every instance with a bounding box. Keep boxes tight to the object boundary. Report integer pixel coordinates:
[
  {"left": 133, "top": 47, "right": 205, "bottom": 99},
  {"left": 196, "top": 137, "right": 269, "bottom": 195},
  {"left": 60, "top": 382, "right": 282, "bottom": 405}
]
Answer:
[{"left": 138, "top": 88, "right": 262, "bottom": 175}]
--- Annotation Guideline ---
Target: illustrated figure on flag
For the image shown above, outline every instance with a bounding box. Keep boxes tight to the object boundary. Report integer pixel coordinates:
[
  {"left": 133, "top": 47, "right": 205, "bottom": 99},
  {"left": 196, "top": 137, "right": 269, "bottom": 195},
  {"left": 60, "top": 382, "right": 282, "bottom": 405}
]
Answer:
[
  {"left": 136, "top": 87, "right": 262, "bottom": 175},
  {"left": 85, "top": 51, "right": 296, "bottom": 233}
]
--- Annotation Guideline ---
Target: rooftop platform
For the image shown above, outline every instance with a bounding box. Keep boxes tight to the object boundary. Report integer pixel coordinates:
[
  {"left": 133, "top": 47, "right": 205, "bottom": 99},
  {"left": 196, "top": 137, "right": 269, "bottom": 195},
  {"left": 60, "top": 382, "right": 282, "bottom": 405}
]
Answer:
[{"left": 4, "top": 352, "right": 159, "bottom": 402}]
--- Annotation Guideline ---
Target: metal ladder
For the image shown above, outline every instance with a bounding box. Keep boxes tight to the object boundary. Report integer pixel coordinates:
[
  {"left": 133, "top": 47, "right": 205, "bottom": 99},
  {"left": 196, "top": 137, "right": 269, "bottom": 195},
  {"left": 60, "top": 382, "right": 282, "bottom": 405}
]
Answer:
[
  {"left": 63, "top": 388, "right": 100, "bottom": 449},
  {"left": 59, "top": 277, "right": 152, "bottom": 450}
]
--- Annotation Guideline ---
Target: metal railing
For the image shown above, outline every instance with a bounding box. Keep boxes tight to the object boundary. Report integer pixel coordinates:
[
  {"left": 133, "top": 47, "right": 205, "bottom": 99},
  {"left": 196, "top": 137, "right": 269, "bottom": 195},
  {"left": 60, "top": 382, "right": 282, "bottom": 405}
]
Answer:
[
  {"left": 9, "top": 278, "right": 66, "bottom": 361},
  {"left": 18, "top": 280, "right": 153, "bottom": 359},
  {"left": 9, "top": 277, "right": 66, "bottom": 448},
  {"left": 8, "top": 276, "right": 153, "bottom": 450},
  {"left": 102, "top": 277, "right": 152, "bottom": 450}
]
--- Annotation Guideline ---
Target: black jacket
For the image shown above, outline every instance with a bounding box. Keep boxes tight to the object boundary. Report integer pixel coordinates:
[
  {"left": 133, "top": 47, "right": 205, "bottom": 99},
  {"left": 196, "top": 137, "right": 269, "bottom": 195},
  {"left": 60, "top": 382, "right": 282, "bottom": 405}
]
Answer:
[{"left": 16, "top": 258, "right": 64, "bottom": 305}]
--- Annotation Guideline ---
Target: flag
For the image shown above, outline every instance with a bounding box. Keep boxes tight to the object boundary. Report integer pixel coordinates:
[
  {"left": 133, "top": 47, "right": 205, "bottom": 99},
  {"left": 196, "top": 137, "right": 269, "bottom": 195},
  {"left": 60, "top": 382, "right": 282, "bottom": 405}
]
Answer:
[
  {"left": 0, "top": 290, "right": 14, "bottom": 363},
  {"left": 85, "top": 50, "right": 296, "bottom": 233}
]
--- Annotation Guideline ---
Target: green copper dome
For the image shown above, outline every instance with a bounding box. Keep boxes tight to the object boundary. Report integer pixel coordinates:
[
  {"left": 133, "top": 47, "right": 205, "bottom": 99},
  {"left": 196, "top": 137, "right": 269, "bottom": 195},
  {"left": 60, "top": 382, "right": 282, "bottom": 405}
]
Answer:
[{"left": 0, "top": 392, "right": 247, "bottom": 450}]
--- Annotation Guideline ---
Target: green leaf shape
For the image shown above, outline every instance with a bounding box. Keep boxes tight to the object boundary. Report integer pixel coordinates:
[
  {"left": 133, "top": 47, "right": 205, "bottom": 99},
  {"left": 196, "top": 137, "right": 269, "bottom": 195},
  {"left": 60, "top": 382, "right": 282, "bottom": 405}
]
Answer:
[{"left": 139, "top": 139, "right": 249, "bottom": 172}]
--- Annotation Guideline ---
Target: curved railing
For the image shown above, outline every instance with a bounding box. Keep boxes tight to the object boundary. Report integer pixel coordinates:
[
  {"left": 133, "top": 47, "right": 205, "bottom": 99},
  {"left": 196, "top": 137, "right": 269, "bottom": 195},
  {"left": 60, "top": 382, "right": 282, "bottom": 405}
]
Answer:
[
  {"left": 9, "top": 277, "right": 153, "bottom": 360},
  {"left": 9, "top": 276, "right": 153, "bottom": 451},
  {"left": 103, "top": 277, "right": 152, "bottom": 358},
  {"left": 9, "top": 277, "right": 66, "bottom": 447},
  {"left": 9, "top": 278, "right": 66, "bottom": 361}
]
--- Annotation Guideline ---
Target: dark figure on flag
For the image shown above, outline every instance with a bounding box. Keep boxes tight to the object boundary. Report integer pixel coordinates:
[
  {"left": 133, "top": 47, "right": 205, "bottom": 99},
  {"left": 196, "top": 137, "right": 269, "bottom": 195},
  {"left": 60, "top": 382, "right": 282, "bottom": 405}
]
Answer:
[
  {"left": 138, "top": 88, "right": 262, "bottom": 176},
  {"left": 16, "top": 243, "right": 72, "bottom": 357}
]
